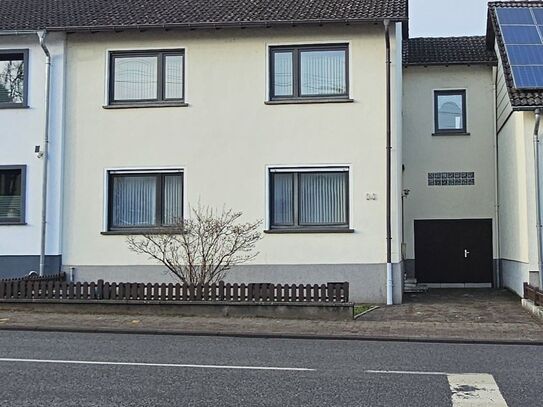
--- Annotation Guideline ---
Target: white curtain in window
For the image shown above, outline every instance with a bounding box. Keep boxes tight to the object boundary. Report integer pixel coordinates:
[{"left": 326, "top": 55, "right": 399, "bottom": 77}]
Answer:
[
  {"left": 299, "top": 173, "right": 346, "bottom": 224},
  {"left": 300, "top": 50, "right": 346, "bottom": 96},
  {"left": 274, "top": 51, "right": 293, "bottom": 96},
  {"left": 114, "top": 56, "right": 158, "bottom": 101},
  {"left": 437, "top": 94, "right": 463, "bottom": 129},
  {"left": 163, "top": 174, "right": 183, "bottom": 225},
  {"left": 273, "top": 173, "right": 294, "bottom": 225},
  {"left": 112, "top": 176, "right": 156, "bottom": 227},
  {"left": 164, "top": 55, "right": 184, "bottom": 99}
]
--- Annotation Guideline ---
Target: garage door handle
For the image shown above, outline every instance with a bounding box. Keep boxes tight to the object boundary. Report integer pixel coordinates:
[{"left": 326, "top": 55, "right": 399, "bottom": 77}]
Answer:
[{"left": 464, "top": 249, "right": 470, "bottom": 258}]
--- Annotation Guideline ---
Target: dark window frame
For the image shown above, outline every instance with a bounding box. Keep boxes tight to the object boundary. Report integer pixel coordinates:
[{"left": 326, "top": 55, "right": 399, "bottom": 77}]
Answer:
[
  {"left": 108, "top": 49, "right": 185, "bottom": 106},
  {"left": 434, "top": 89, "right": 467, "bottom": 134},
  {"left": 0, "top": 49, "right": 29, "bottom": 109},
  {"left": 269, "top": 44, "right": 349, "bottom": 101},
  {"left": 107, "top": 171, "right": 184, "bottom": 231},
  {"left": 0, "top": 165, "right": 26, "bottom": 225},
  {"left": 269, "top": 169, "right": 350, "bottom": 231}
]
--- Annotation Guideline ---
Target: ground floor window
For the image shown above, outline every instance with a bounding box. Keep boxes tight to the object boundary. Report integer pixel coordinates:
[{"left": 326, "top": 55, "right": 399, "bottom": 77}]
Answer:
[
  {"left": 107, "top": 170, "right": 183, "bottom": 230},
  {"left": 269, "top": 167, "right": 349, "bottom": 230},
  {"left": 0, "top": 165, "right": 25, "bottom": 224}
]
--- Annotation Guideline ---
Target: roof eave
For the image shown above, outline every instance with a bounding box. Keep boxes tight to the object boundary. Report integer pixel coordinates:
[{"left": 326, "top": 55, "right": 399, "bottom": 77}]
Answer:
[{"left": 46, "top": 17, "right": 408, "bottom": 33}]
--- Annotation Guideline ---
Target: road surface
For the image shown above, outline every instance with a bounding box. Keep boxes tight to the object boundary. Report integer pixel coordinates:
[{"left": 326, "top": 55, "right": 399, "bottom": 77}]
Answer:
[{"left": 0, "top": 330, "right": 540, "bottom": 406}]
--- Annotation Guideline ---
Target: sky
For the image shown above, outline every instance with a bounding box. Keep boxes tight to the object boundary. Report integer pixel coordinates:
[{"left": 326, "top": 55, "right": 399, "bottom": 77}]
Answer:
[{"left": 409, "top": 0, "right": 489, "bottom": 38}]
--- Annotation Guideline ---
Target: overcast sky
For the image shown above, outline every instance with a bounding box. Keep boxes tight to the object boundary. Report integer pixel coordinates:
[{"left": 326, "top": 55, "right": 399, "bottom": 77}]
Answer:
[{"left": 409, "top": 0, "right": 489, "bottom": 37}]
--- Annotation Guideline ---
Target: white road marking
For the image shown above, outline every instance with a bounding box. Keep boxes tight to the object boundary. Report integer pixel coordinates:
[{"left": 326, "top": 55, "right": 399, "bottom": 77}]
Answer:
[
  {"left": 366, "top": 370, "right": 508, "bottom": 406},
  {"left": 0, "top": 357, "right": 314, "bottom": 372},
  {"left": 448, "top": 373, "right": 508, "bottom": 407},
  {"left": 365, "top": 369, "right": 447, "bottom": 376}
]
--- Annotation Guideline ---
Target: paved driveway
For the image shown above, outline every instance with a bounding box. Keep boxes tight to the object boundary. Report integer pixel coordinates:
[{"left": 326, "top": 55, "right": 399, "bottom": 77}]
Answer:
[{"left": 362, "top": 288, "right": 536, "bottom": 324}]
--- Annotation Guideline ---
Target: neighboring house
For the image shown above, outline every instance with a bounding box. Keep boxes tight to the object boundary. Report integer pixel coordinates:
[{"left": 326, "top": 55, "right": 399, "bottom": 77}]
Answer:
[
  {"left": 2, "top": 0, "right": 543, "bottom": 304},
  {"left": 0, "top": 31, "right": 66, "bottom": 278},
  {"left": 487, "top": 1, "right": 543, "bottom": 295}
]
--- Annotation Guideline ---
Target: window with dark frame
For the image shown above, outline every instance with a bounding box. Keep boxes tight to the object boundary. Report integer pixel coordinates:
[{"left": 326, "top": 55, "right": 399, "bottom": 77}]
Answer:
[
  {"left": 108, "top": 50, "right": 185, "bottom": 105},
  {"left": 269, "top": 169, "right": 349, "bottom": 230},
  {"left": 0, "top": 166, "right": 25, "bottom": 224},
  {"left": 434, "top": 90, "right": 467, "bottom": 134},
  {"left": 0, "top": 50, "right": 28, "bottom": 108},
  {"left": 269, "top": 44, "right": 349, "bottom": 101},
  {"left": 108, "top": 171, "right": 183, "bottom": 230}
]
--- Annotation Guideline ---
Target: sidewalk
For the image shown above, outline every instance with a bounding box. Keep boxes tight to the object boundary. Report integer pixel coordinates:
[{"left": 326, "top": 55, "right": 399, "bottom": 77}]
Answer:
[{"left": 0, "top": 289, "right": 541, "bottom": 344}]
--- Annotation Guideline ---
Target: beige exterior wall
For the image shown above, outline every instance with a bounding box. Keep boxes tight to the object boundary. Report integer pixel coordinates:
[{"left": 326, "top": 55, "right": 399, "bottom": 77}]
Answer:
[
  {"left": 402, "top": 65, "right": 497, "bottom": 266},
  {"left": 61, "top": 24, "right": 403, "bottom": 300}
]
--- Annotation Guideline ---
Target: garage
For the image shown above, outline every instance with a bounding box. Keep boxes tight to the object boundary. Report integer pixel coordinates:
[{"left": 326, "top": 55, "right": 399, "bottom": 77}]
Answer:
[{"left": 414, "top": 219, "right": 493, "bottom": 286}]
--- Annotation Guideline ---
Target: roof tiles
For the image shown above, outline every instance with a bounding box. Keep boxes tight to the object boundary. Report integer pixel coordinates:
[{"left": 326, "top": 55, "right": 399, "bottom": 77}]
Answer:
[{"left": 0, "top": 0, "right": 408, "bottom": 31}]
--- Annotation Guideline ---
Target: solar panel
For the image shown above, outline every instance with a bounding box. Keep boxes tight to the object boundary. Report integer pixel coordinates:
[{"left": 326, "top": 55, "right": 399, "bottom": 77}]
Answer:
[{"left": 497, "top": 7, "right": 543, "bottom": 89}]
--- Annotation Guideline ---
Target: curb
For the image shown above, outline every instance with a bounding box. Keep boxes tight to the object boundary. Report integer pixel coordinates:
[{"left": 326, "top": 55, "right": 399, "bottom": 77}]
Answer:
[{"left": 0, "top": 325, "right": 542, "bottom": 346}]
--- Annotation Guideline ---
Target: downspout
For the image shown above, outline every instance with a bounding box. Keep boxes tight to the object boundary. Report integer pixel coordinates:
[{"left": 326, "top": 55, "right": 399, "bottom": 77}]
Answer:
[
  {"left": 384, "top": 20, "right": 393, "bottom": 305},
  {"left": 533, "top": 108, "right": 543, "bottom": 288},
  {"left": 37, "top": 31, "right": 52, "bottom": 277},
  {"left": 493, "top": 67, "right": 501, "bottom": 288}
]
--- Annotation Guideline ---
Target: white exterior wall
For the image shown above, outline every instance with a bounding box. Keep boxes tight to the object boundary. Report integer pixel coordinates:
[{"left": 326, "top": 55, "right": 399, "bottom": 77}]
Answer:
[
  {"left": 0, "top": 33, "right": 65, "bottom": 276},
  {"left": 402, "top": 65, "right": 497, "bottom": 270},
  {"left": 61, "top": 25, "right": 403, "bottom": 303},
  {"left": 497, "top": 111, "right": 541, "bottom": 295}
]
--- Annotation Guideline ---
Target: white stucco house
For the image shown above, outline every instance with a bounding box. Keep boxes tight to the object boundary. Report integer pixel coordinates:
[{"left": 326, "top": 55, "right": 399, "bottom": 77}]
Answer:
[{"left": 0, "top": 0, "right": 543, "bottom": 304}]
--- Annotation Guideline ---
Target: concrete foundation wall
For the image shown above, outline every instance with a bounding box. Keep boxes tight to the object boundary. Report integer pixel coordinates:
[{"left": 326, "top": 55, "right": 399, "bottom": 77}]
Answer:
[
  {"left": 500, "top": 258, "right": 531, "bottom": 296},
  {"left": 64, "top": 263, "right": 403, "bottom": 304}
]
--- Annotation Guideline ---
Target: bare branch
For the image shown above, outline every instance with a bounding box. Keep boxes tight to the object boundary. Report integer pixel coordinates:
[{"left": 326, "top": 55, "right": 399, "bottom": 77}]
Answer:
[{"left": 126, "top": 204, "right": 263, "bottom": 284}]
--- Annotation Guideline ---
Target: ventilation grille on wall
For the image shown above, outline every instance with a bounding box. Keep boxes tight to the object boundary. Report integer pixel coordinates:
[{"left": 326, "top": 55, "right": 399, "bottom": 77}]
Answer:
[{"left": 428, "top": 172, "right": 475, "bottom": 186}]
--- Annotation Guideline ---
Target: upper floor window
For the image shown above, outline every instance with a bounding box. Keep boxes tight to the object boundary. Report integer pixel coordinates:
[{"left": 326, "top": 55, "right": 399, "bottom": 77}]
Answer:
[
  {"left": 434, "top": 90, "right": 467, "bottom": 134},
  {"left": 269, "top": 168, "right": 349, "bottom": 231},
  {"left": 107, "top": 170, "right": 183, "bottom": 231},
  {"left": 108, "top": 50, "right": 184, "bottom": 106},
  {"left": 0, "top": 166, "right": 25, "bottom": 224},
  {"left": 269, "top": 44, "right": 348, "bottom": 101},
  {"left": 0, "top": 50, "right": 28, "bottom": 108}
]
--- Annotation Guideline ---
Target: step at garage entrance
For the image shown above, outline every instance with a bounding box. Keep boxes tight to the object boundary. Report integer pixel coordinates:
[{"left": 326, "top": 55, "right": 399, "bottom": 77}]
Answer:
[{"left": 414, "top": 219, "right": 493, "bottom": 286}]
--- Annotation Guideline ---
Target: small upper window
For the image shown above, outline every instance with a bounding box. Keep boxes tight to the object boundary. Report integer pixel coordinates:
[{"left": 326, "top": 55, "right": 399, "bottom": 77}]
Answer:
[
  {"left": 269, "top": 45, "right": 348, "bottom": 101},
  {"left": 434, "top": 90, "right": 467, "bottom": 134},
  {"left": 108, "top": 171, "right": 183, "bottom": 230},
  {"left": 108, "top": 50, "right": 184, "bottom": 105},
  {"left": 0, "top": 166, "right": 25, "bottom": 224},
  {"left": 0, "top": 50, "right": 28, "bottom": 108},
  {"left": 269, "top": 168, "right": 349, "bottom": 230}
]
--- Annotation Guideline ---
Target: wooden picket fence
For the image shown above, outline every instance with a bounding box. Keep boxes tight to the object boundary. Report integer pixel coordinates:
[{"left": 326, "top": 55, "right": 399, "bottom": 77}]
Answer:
[
  {"left": 0, "top": 272, "right": 67, "bottom": 283},
  {"left": 524, "top": 282, "right": 543, "bottom": 306},
  {"left": 0, "top": 279, "right": 349, "bottom": 303}
]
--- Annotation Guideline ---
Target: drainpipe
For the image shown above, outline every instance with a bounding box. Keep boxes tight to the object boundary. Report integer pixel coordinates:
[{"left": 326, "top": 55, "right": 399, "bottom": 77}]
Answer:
[
  {"left": 533, "top": 108, "right": 543, "bottom": 288},
  {"left": 384, "top": 20, "right": 393, "bottom": 305},
  {"left": 37, "top": 31, "right": 52, "bottom": 277}
]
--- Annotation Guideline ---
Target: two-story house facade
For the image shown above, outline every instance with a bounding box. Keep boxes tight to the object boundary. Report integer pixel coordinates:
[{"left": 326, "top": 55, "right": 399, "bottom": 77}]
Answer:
[{"left": 60, "top": 11, "right": 406, "bottom": 304}]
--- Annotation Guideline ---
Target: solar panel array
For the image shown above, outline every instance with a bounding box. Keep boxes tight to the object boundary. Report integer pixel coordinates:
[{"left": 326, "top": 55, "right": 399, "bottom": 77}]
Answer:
[{"left": 497, "top": 7, "right": 543, "bottom": 89}]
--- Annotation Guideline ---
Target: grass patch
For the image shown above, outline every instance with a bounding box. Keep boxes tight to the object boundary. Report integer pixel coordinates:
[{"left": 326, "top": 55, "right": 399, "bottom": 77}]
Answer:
[{"left": 354, "top": 304, "right": 374, "bottom": 315}]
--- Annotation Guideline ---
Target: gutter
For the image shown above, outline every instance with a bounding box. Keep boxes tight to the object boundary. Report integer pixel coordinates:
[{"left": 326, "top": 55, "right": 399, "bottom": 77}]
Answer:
[
  {"left": 0, "top": 30, "right": 52, "bottom": 277},
  {"left": 533, "top": 109, "right": 543, "bottom": 288},
  {"left": 44, "top": 17, "right": 408, "bottom": 33},
  {"left": 384, "top": 20, "right": 393, "bottom": 305}
]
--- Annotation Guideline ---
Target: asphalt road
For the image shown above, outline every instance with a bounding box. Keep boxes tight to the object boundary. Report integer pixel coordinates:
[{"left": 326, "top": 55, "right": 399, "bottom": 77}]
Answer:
[{"left": 0, "top": 331, "right": 540, "bottom": 406}]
